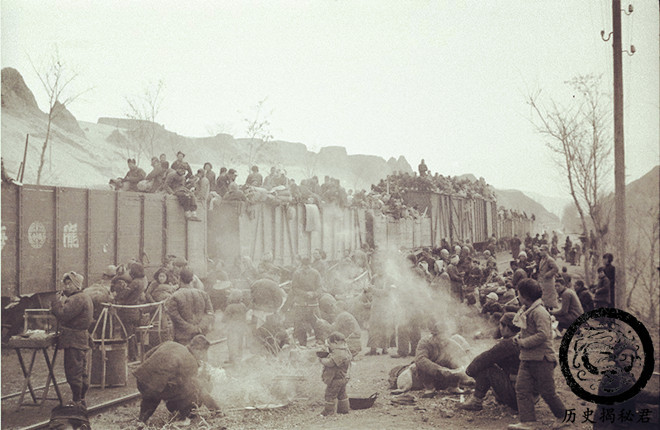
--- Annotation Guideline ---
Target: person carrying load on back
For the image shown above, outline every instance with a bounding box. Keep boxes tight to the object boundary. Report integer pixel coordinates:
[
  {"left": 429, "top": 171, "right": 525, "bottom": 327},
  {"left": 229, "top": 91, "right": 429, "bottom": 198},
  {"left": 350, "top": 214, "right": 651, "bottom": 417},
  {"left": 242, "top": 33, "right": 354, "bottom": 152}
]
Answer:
[{"left": 51, "top": 271, "right": 93, "bottom": 410}]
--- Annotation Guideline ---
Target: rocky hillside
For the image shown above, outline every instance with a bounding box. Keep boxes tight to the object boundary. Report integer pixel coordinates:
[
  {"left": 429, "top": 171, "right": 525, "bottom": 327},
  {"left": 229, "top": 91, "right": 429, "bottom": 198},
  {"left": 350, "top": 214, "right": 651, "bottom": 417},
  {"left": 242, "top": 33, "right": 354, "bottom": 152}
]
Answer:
[
  {"left": 494, "top": 188, "right": 562, "bottom": 233},
  {"left": 1, "top": 68, "right": 413, "bottom": 190}
]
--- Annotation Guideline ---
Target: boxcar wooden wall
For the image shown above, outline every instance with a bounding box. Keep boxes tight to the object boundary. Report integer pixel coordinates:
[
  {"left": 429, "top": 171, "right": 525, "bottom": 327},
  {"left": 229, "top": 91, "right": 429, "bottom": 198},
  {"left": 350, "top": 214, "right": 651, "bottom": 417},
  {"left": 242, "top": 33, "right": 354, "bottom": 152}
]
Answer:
[
  {"left": 403, "top": 190, "right": 495, "bottom": 246},
  {"left": 1, "top": 184, "right": 206, "bottom": 298},
  {"left": 208, "top": 202, "right": 370, "bottom": 266}
]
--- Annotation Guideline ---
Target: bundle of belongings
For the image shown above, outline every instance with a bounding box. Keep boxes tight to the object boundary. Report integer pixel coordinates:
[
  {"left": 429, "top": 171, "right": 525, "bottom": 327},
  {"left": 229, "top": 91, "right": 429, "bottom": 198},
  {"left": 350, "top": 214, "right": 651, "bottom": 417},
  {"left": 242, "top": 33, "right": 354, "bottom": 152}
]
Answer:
[{"left": 245, "top": 185, "right": 293, "bottom": 205}]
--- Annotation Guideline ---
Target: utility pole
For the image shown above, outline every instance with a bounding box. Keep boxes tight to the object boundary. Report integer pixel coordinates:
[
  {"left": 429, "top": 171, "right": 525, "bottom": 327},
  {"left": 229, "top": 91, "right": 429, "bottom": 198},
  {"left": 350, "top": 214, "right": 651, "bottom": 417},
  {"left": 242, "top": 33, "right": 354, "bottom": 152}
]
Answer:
[{"left": 612, "top": 0, "right": 626, "bottom": 309}]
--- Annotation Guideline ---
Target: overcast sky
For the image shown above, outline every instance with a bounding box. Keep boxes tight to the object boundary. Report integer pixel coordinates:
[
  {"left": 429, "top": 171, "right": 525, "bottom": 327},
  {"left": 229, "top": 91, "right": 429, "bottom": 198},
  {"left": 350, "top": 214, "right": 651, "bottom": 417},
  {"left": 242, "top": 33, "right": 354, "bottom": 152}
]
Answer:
[{"left": 2, "top": 0, "right": 658, "bottom": 197}]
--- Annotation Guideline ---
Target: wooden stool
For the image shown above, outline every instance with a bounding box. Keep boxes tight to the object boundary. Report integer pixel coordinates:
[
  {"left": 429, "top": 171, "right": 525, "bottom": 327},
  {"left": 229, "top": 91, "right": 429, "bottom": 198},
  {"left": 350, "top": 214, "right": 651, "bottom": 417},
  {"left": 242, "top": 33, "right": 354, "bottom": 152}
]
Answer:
[{"left": 8, "top": 334, "right": 63, "bottom": 410}]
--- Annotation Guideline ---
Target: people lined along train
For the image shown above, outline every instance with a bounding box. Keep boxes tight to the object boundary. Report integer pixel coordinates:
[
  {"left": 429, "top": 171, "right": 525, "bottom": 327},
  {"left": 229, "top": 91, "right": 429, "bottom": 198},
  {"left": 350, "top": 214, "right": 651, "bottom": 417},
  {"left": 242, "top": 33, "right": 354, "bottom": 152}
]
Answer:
[
  {"left": 107, "top": 155, "right": 541, "bottom": 235},
  {"left": 42, "top": 235, "right": 627, "bottom": 427}
]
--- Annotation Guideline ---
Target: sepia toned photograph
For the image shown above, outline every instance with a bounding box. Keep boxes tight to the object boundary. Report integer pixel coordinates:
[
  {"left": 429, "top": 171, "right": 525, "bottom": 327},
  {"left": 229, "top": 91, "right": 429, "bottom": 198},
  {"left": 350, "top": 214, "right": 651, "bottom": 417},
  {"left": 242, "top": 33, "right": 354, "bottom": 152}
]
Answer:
[{"left": 1, "top": 1, "right": 658, "bottom": 429}]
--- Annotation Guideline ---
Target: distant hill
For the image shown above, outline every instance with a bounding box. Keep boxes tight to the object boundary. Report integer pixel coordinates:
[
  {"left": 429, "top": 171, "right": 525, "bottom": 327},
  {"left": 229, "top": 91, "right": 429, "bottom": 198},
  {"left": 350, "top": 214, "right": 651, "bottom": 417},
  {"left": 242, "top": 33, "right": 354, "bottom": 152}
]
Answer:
[
  {"left": 1, "top": 68, "right": 412, "bottom": 190},
  {"left": 2, "top": 67, "right": 561, "bottom": 230},
  {"left": 519, "top": 190, "right": 571, "bottom": 218},
  {"left": 494, "top": 188, "right": 562, "bottom": 233}
]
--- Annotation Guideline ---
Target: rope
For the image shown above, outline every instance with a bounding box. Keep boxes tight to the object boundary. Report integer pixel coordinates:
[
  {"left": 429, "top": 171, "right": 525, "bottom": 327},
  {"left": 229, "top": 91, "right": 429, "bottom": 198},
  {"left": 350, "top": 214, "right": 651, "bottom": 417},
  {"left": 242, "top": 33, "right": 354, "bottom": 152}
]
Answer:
[{"left": 100, "top": 301, "right": 166, "bottom": 309}]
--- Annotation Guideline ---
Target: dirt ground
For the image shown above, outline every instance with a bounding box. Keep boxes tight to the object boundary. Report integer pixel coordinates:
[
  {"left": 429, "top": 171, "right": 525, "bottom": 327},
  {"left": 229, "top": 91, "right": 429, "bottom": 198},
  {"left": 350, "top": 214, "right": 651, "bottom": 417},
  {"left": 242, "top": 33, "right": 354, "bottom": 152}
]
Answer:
[
  {"left": 92, "top": 336, "right": 600, "bottom": 430},
  {"left": 5, "top": 252, "right": 657, "bottom": 429}
]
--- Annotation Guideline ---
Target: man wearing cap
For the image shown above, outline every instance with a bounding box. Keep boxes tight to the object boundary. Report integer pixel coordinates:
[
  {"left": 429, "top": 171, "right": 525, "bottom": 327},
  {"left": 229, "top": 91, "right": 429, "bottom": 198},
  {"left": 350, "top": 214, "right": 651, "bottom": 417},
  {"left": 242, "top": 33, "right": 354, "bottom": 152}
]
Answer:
[
  {"left": 460, "top": 313, "right": 521, "bottom": 411},
  {"left": 171, "top": 151, "right": 193, "bottom": 179},
  {"left": 133, "top": 334, "right": 220, "bottom": 423},
  {"left": 290, "top": 257, "right": 322, "bottom": 346},
  {"left": 537, "top": 245, "right": 559, "bottom": 309},
  {"left": 551, "top": 279, "right": 584, "bottom": 331},
  {"left": 164, "top": 165, "right": 199, "bottom": 220},
  {"left": 51, "top": 272, "right": 94, "bottom": 409}
]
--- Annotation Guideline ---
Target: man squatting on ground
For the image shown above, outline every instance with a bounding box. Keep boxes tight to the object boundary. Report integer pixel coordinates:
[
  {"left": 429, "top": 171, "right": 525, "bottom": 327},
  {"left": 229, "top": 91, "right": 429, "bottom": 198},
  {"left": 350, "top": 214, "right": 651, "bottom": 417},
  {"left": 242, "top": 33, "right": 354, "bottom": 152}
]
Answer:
[
  {"left": 414, "top": 321, "right": 468, "bottom": 397},
  {"left": 50, "top": 271, "right": 94, "bottom": 409},
  {"left": 133, "top": 334, "right": 219, "bottom": 423}
]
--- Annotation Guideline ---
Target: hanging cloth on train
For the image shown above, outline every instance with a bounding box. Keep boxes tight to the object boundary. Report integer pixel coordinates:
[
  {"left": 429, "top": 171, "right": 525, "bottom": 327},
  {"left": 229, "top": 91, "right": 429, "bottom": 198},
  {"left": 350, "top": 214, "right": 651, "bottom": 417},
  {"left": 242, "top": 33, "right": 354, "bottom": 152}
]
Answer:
[{"left": 304, "top": 204, "right": 321, "bottom": 232}]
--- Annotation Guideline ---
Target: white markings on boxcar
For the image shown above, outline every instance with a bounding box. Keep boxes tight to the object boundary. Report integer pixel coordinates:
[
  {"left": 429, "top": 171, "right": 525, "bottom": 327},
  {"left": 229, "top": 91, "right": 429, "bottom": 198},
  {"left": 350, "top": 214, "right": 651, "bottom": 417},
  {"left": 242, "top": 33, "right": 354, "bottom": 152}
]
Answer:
[
  {"left": 28, "top": 221, "right": 46, "bottom": 249},
  {"left": 1, "top": 225, "right": 7, "bottom": 250},
  {"left": 63, "top": 223, "right": 80, "bottom": 248}
]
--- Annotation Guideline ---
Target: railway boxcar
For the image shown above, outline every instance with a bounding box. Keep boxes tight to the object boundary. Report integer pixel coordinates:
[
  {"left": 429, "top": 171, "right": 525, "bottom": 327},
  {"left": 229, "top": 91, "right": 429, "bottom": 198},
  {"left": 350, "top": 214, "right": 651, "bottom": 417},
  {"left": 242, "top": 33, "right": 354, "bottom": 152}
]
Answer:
[
  {"left": 207, "top": 201, "right": 369, "bottom": 266},
  {"left": 1, "top": 183, "right": 207, "bottom": 301},
  {"left": 401, "top": 190, "right": 497, "bottom": 248}
]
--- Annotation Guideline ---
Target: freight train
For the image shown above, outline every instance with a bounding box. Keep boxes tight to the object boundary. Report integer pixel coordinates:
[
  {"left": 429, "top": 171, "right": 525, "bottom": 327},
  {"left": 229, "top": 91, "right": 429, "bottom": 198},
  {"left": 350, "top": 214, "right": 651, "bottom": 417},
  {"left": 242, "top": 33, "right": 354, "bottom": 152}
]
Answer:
[{"left": 1, "top": 182, "right": 532, "bottom": 331}]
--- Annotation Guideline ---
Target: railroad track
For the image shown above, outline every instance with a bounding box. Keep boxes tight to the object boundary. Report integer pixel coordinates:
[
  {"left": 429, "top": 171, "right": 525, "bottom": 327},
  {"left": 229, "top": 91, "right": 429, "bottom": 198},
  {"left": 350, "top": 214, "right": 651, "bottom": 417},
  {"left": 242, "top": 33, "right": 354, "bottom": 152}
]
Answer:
[{"left": 16, "top": 337, "right": 228, "bottom": 430}]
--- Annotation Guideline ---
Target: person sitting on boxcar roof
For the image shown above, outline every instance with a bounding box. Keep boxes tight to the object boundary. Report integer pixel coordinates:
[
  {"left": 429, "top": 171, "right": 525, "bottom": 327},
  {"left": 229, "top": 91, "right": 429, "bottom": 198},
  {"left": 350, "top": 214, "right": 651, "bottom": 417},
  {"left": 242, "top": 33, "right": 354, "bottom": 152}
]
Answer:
[
  {"left": 122, "top": 158, "right": 146, "bottom": 192},
  {"left": 216, "top": 167, "right": 229, "bottom": 196},
  {"left": 203, "top": 162, "right": 216, "bottom": 193},
  {"left": 51, "top": 271, "right": 93, "bottom": 409},
  {"left": 170, "top": 151, "right": 193, "bottom": 179},
  {"left": 133, "top": 334, "right": 220, "bottom": 423},
  {"left": 166, "top": 269, "right": 215, "bottom": 344},
  {"left": 194, "top": 168, "right": 210, "bottom": 204},
  {"left": 164, "top": 165, "right": 199, "bottom": 220},
  {"left": 245, "top": 165, "right": 263, "bottom": 187},
  {"left": 142, "top": 156, "right": 165, "bottom": 193},
  {"left": 224, "top": 169, "right": 247, "bottom": 201},
  {"left": 159, "top": 153, "right": 169, "bottom": 170}
]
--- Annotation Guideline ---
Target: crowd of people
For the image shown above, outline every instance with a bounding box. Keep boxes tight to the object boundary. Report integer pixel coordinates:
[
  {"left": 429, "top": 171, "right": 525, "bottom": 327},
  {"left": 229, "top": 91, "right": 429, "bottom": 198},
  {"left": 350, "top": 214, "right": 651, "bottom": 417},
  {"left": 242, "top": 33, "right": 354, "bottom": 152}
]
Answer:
[
  {"left": 49, "top": 227, "right": 628, "bottom": 428},
  {"left": 110, "top": 156, "right": 513, "bottom": 224}
]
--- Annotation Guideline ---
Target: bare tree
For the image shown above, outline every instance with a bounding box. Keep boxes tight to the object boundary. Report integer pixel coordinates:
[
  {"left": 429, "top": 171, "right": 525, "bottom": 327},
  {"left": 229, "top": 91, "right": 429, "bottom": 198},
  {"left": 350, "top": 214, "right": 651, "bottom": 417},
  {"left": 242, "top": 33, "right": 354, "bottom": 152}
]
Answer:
[
  {"left": 125, "top": 80, "right": 165, "bottom": 164},
  {"left": 528, "top": 74, "right": 613, "bottom": 285},
  {"left": 243, "top": 98, "right": 273, "bottom": 167},
  {"left": 625, "top": 206, "right": 659, "bottom": 325},
  {"left": 30, "top": 49, "right": 91, "bottom": 184}
]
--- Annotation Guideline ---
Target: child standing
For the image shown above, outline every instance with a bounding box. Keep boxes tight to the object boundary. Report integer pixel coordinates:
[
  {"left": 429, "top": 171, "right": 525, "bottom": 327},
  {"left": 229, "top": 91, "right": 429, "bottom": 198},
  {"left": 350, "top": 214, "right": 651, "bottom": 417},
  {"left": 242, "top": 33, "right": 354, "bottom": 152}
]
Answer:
[
  {"left": 223, "top": 290, "right": 248, "bottom": 365},
  {"left": 319, "top": 332, "right": 352, "bottom": 416},
  {"left": 509, "top": 279, "right": 568, "bottom": 430}
]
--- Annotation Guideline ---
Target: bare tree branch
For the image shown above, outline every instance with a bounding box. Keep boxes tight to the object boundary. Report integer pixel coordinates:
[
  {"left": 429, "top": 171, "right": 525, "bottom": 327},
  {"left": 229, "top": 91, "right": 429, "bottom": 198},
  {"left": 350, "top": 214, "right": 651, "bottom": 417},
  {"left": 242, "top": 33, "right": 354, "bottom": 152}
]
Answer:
[{"left": 29, "top": 48, "right": 92, "bottom": 184}]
